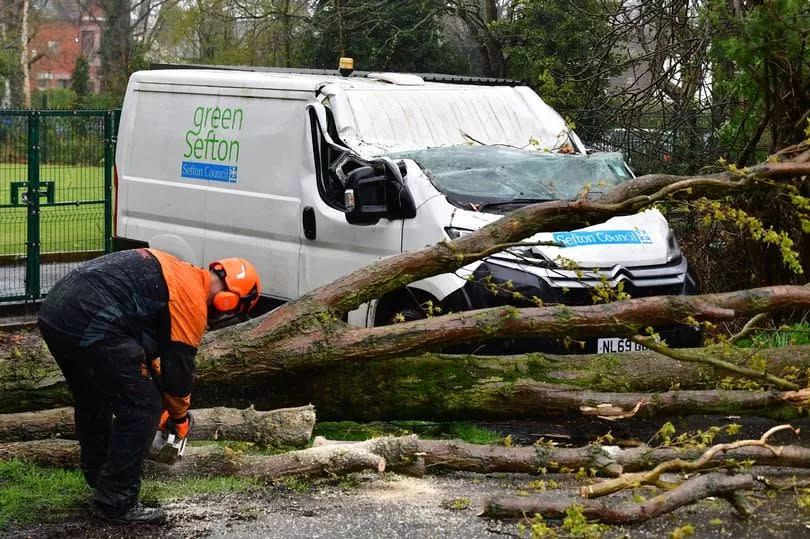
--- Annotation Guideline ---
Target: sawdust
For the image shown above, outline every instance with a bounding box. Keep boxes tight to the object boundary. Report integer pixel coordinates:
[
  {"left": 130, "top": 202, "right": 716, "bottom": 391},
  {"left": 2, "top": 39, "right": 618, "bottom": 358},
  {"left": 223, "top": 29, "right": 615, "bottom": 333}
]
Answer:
[{"left": 356, "top": 475, "right": 440, "bottom": 503}]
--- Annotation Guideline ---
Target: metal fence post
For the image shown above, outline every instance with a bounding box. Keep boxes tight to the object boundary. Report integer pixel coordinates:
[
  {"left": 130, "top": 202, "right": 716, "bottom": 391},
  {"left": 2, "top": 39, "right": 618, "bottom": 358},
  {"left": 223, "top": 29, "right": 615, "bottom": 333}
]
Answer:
[
  {"left": 26, "top": 111, "right": 41, "bottom": 300},
  {"left": 103, "top": 111, "right": 114, "bottom": 253}
]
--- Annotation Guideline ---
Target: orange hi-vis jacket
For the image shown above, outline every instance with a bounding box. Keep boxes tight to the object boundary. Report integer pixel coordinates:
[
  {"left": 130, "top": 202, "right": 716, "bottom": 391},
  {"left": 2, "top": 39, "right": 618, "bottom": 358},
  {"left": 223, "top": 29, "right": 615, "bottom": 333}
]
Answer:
[
  {"left": 148, "top": 249, "right": 210, "bottom": 418},
  {"left": 37, "top": 248, "right": 210, "bottom": 419}
]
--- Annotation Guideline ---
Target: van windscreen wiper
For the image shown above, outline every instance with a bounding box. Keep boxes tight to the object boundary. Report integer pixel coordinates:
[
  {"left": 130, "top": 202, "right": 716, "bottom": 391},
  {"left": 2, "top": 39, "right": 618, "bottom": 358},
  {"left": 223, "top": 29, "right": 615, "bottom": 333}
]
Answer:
[{"left": 479, "top": 198, "right": 554, "bottom": 212}]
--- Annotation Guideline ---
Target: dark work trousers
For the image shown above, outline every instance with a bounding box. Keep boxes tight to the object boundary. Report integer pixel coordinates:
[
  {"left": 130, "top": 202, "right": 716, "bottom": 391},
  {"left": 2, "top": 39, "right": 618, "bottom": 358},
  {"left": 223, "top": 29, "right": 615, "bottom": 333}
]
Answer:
[{"left": 38, "top": 321, "right": 162, "bottom": 514}]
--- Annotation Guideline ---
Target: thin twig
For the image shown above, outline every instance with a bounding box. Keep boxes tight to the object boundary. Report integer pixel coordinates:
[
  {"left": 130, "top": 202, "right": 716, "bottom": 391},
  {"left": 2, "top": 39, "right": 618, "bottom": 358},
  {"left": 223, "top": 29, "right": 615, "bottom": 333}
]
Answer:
[
  {"left": 581, "top": 424, "right": 796, "bottom": 498},
  {"left": 731, "top": 313, "right": 767, "bottom": 344}
]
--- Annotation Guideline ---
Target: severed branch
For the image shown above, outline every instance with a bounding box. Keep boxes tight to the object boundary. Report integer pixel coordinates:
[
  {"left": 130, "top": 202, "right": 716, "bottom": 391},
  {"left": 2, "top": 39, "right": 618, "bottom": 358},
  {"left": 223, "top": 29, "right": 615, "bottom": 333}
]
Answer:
[
  {"left": 580, "top": 424, "right": 797, "bottom": 498},
  {"left": 483, "top": 473, "right": 757, "bottom": 523},
  {"left": 0, "top": 405, "right": 316, "bottom": 448}
]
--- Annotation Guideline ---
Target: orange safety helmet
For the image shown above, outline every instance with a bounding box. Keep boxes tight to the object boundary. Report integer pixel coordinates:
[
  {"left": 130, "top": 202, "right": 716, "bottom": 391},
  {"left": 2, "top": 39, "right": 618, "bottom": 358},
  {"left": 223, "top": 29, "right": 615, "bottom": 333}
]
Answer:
[{"left": 209, "top": 258, "right": 261, "bottom": 315}]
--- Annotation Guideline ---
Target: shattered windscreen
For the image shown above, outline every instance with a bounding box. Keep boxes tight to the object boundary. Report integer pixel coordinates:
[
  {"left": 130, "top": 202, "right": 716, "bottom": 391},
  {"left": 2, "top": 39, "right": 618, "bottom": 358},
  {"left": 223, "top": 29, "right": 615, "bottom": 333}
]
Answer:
[{"left": 388, "top": 145, "right": 632, "bottom": 210}]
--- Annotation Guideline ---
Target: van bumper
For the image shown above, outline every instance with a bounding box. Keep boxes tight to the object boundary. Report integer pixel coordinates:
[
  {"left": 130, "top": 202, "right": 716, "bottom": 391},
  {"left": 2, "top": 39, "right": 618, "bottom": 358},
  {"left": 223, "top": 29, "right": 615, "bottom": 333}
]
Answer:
[{"left": 440, "top": 258, "right": 700, "bottom": 353}]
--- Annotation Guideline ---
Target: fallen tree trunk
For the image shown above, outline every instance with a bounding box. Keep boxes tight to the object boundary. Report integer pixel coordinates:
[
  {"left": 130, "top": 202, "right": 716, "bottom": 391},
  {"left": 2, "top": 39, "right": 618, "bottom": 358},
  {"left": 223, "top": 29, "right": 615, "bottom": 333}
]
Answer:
[
  {"left": 2, "top": 152, "right": 808, "bottom": 422},
  {"left": 4, "top": 325, "right": 810, "bottom": 418},
  {"left": 0, "top": 405, "right": 316, "bottom": 448},
  {"left": 0, "top": 436, "right": 420, "bottom": 480},
  {"left": 483, "top": 473, "right": 757, "bottom": 523},
  {"left": 197, "top": 286, "right": 810, "bottom": 380}
]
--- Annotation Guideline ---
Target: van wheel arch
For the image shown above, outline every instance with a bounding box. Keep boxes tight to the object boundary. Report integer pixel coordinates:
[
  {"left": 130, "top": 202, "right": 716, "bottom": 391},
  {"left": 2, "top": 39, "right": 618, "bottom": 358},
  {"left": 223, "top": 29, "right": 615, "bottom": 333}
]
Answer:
[{"left": 374, "top": 287, "right": 435, "bottom": 326}]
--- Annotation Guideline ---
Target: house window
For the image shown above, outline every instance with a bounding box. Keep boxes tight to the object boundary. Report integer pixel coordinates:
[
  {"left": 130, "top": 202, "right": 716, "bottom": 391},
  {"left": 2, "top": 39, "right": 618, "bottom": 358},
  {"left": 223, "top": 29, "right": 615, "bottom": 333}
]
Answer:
[
  {"left": 37, "top": 75, "right": 50, "bottom": 90},
  {"left": 47, "top": 40, "right": 61, "bottom": 54},
  {"left": 81, "top": 30, "right": 95, "bottom": 57}
]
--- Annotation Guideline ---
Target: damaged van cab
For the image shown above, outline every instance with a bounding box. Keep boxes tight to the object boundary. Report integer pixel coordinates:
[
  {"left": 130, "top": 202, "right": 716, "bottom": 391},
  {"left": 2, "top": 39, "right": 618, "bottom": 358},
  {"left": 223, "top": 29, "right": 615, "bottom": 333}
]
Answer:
[{"left": 115, "top": 68, "right": 698, "bottom": 353}]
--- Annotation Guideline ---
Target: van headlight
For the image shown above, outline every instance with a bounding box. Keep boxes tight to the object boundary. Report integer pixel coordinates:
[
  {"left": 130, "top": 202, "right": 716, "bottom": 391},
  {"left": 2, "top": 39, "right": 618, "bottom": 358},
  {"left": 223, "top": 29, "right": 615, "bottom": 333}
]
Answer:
[
  {"left": 445, "top": 227, "right": 474, "bottom": 240},
  {"left": 667, "top": 232, "right": 682, "bottom": 262}
]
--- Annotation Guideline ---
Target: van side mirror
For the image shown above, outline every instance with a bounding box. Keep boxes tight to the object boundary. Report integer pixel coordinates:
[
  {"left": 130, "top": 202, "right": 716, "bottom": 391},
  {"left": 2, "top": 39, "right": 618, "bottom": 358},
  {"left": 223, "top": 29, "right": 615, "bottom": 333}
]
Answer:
[{"left": 344, "top": 164, "right": 416, "bottom": 225}]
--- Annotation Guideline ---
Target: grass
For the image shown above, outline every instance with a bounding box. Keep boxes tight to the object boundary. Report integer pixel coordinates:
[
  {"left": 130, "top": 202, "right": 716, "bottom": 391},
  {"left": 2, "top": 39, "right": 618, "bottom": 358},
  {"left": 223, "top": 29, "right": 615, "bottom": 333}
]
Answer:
[
  {"left": 140, "top": 475, "right": 261, "bottom": 505},
  {"left": 0, "top": 459, "right": 89, "bottom": 529},
  {"left": 0, "top": 457, "right": 262, "bottom": 530},
  {"left": 735, "top": 321, "right": 810, "bottom": 349},
  {"left": 314, "top": 420, "right": 503, "bottom": 445},
  {"left": 0, "top": 163, "right": 107, "bottom": 256}
]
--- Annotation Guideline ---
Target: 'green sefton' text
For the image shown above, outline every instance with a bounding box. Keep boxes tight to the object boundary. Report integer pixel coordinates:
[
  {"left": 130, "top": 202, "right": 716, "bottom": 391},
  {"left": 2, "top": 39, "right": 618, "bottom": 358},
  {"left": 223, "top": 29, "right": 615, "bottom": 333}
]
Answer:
[{"left": 184, "top": 106, "right": 244, "bottom": 163}]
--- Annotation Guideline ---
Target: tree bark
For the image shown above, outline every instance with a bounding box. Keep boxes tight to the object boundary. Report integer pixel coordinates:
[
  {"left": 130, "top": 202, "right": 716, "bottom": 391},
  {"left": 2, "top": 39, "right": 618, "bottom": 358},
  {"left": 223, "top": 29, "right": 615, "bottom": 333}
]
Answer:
[
  {"left": 415, "top": 439, "right": 810, "bottom": 477},
  {"left": 0, "top": 405, "right": 316, "bottom": 448},
  {"left": 3, "top": 154, "right": 809, "bottom": 421},
  {"left": 20, "top": 0, "right": 29, "bottom": 107},
  {"left": 5, "top": 435, "right": 808, "bottom": 483},
  {"left": 483, "top": 473, "right": 757, "bottom": 522},
  {"left": 4, "top": 325, "right": 810, "bottom": 419},
  {"left": 196, "top": 286, "right": 810, "bottom": 385},
  {"left": 0, "top": 436, "right": 421, "bottom": 480}
]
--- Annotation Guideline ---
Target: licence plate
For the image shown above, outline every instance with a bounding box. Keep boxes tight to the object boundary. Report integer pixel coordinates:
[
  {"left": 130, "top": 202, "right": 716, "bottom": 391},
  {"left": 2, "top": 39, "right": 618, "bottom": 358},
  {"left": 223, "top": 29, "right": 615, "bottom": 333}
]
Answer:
[{"left": 597, "top": 338, "right": 647, "bottom": 354}]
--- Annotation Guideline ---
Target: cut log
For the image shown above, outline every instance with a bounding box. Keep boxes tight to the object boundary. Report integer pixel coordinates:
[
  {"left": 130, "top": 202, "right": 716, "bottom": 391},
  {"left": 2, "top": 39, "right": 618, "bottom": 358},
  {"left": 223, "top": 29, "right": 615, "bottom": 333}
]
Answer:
[
  {"left": 415, "top": 438, "right": 810, "bottom": 477},
  {"left": 0, "top": 328, "right": 72, "bottom": 413},
  {"left": 0, "top": 435, "right": 420, "bottom": 480},
  {"left": 0, "top": 407, "right": 73, "bottom": 442},
  {"left": 0, "top": 405, "right": 316, "bottom": 448},
  {"left": 4, "top": 434, "right": 810, "bottom": 482},
  {"left": 483, "top": 473, "right": 757, "bottom": 522},
  {"left": 302, "top": 436, "right": 810, "bottom": 478}
]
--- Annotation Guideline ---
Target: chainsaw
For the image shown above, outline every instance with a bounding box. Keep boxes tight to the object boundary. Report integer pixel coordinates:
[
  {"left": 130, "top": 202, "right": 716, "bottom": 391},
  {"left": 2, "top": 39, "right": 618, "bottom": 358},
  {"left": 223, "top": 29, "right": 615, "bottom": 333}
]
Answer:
[{"left": 149, "top": 412, "right": 194, "bottom": 464}]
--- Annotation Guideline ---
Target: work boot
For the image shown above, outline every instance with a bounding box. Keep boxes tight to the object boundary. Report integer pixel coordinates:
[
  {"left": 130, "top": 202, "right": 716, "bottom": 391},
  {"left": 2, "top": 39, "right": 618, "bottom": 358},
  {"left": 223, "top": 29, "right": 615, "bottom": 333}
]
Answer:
[{"left": 94, "top": 502, "right": 167, "bottom": 524}]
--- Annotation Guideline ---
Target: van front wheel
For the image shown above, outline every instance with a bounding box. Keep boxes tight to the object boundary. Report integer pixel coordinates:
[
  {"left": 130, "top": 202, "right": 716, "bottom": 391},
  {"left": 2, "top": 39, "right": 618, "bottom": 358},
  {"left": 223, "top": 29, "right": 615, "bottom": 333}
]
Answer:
[
  {"left": 389, "top": 306, "right": 426, "bottom": 325},
  {"left": 374, "top": 289, "right": 433, "bottom": 326}
]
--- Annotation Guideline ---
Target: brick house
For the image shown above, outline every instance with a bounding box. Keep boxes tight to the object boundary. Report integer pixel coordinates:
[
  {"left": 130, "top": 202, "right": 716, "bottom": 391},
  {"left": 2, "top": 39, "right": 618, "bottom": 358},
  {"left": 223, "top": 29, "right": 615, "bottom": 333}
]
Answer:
[{"left": 29, "top": 0, "right": 103, "bottom": 95}]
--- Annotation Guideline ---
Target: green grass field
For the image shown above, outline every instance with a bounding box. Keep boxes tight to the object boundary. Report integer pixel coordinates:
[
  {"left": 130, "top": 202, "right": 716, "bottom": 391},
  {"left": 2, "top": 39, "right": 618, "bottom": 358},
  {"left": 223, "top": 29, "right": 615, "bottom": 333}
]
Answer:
[{"left": 0, "top": 163, "right": 107, "bottom": 256}]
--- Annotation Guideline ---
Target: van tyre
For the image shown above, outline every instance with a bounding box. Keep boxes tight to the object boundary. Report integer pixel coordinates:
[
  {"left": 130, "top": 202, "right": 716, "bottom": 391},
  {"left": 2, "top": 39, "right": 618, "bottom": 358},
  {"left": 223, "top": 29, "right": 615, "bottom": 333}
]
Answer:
[{"left": 390, "top": 306, "right": 425, "bottom": 324}]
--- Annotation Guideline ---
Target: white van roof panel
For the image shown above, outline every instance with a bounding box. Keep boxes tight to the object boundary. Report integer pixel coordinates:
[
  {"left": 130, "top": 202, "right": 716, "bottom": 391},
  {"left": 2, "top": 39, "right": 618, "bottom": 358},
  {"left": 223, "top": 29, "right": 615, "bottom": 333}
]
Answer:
[{"left": 323, "top": 84, "right": 572, "bottom": 156}]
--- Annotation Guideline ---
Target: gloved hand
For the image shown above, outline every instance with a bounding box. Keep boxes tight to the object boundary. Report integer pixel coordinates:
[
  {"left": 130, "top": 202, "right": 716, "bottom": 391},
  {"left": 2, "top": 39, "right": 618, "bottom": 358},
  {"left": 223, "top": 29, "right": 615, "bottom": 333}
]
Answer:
[
  {"left": 167, "top": 412, "right": 193, "bottom": 440},
  {"left": 157, "top": 410, "right": 193, "bottom": 440}
]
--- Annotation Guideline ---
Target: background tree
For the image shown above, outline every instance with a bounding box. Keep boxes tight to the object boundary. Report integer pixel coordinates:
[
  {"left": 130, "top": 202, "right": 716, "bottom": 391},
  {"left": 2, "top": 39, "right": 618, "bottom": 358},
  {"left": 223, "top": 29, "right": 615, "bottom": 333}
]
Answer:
[
  {"left": 707, "top": 0, "right": 810, "bottom": 162},
  {"left": 488, "top": 0, "right": 619, "bottom": 134},
  {"left": 70, "top": 55, "right": 89, "bottom": 107},
  {"left": 303, "top": 0, "right": 466, "bottom": 73},
  {"left": 0, "top": 0, "right": 25, "bottom": 107},
  {"left": 92, "top": 0, "right": 178, "bottom": 96}
]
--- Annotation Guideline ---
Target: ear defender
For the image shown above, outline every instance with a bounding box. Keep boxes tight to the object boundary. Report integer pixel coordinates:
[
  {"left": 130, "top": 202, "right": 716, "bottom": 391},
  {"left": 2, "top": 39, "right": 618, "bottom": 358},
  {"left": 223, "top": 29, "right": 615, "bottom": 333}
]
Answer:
[
  {"left": 212, "top": 290, "right": 240, "bottom": 312},
  {"left": 209, "top": 258, "right": 262, "bottom": 315}
]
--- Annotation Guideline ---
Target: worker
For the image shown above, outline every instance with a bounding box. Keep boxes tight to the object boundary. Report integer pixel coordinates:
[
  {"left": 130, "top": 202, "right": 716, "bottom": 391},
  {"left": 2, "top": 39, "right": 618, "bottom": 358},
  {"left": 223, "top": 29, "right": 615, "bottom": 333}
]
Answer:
[{"left": 37, "top": 249, "right": 260, "bottom": 524}]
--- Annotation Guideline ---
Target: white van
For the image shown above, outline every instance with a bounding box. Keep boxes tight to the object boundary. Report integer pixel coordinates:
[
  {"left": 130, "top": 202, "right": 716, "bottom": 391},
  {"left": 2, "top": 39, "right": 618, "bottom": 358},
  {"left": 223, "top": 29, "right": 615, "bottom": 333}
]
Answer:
[{"left": 115, "top": 67, "right": 698, "bottom": 353}]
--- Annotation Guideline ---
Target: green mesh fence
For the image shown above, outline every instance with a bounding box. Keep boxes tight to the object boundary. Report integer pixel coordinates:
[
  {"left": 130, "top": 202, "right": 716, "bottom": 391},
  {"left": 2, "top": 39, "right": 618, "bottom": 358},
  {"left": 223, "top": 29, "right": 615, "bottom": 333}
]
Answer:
[{"left": 0, "top": 110, "right": 118, "bottom": 303}]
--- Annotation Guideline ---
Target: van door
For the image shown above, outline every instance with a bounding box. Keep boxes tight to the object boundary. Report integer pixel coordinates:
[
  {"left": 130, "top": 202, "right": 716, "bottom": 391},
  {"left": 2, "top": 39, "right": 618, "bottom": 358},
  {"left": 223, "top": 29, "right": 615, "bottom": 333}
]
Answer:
[{"left": 297, "top": 106, "right": 403, "bottom": 301}]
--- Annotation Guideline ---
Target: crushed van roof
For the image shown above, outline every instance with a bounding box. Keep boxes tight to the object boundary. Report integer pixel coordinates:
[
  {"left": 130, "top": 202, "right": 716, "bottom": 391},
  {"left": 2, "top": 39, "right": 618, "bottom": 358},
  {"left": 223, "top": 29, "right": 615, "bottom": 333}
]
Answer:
[
  {"left": 130, "top": 69, "right": 579, "bottom": 157},
  {"left": 130, "top": 68, "right": 438, "bottom": 92}
]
